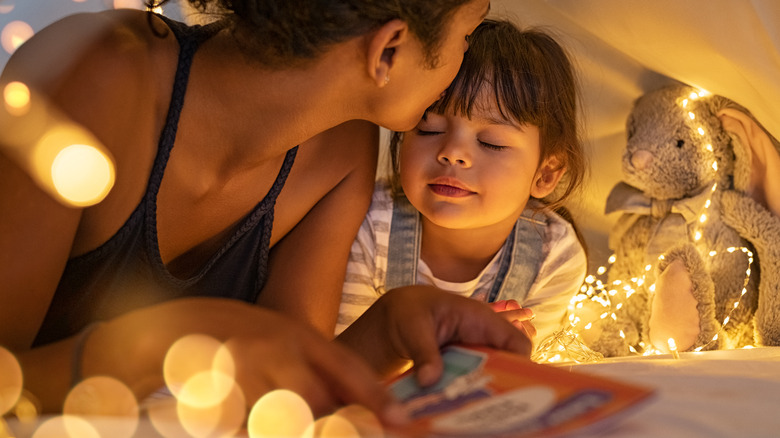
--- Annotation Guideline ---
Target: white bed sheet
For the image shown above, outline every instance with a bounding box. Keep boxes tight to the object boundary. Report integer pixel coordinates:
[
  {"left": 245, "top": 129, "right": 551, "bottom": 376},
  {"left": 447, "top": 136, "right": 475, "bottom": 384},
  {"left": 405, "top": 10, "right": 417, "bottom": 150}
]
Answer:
[{"left": 560, "top": 347, "right": 780, "bottom": 437}]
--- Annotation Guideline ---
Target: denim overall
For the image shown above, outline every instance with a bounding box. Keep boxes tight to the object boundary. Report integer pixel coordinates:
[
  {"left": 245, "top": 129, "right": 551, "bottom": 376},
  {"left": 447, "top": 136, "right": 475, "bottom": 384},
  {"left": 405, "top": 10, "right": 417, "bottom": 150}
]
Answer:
[{"left": 385, "top": 195, "right": 545, "bottom": 302}]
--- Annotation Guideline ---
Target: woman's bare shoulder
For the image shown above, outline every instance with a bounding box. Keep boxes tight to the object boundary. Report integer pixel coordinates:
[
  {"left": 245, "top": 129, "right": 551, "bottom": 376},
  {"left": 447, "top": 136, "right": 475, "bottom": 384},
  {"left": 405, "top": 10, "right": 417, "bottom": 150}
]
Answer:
[{"left": 2, "top": 10, "right": 174, "bottom": 91}]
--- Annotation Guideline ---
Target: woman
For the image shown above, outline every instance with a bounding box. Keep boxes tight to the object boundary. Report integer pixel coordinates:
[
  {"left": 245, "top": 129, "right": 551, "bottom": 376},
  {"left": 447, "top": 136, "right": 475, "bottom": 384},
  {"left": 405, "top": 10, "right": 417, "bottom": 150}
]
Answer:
[{"left": 0, "top": 0, "right": 531, "bottom": 421}]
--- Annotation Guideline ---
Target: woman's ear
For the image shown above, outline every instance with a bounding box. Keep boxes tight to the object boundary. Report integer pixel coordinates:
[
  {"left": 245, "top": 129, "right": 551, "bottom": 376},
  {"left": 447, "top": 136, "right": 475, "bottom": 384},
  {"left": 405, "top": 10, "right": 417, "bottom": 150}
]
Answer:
[
  {"left": 366, "top": 19, "right": 409, "bottom": 88},
  {"left": 531, "top": 155, "right": 566, "bottom": 198}
]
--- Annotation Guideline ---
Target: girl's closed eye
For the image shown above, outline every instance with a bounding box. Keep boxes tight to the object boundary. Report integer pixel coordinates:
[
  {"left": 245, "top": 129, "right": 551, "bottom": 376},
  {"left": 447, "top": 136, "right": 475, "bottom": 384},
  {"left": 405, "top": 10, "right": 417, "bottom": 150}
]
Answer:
[
  {"left": 416, "top": 128, "right": 443, "bottom": 136},
  {"left": 478, "top": 140, "right": 507, "bottom": 151}
]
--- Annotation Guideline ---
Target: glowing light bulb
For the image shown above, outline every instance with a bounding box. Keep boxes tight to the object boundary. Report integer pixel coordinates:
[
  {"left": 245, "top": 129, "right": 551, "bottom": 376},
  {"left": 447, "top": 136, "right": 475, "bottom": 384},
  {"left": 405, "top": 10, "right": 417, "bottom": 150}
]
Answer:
[
  {"left": 698, "top": 127, "right": 705, "bottom": 135},
  {"left": 688, "top": 112, "right": 695, "bottom": 120}
]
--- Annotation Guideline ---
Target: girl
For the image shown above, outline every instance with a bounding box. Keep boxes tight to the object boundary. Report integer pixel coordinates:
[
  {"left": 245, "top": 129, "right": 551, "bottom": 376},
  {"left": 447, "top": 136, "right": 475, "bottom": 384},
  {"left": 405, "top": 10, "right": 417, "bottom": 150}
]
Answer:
[
  {"left": 0, "top": 0, "right": 533, "bottom": 420},
  {"left": 338, "top": 19, "right": 588, "bottom": 346}
]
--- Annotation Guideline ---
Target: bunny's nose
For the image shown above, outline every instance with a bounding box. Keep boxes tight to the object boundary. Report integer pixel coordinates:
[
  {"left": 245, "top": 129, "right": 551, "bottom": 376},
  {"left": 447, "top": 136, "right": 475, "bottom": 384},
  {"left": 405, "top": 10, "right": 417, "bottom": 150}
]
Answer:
[{"left": 630, "top": 150, "right": 653, "bottom": 170}]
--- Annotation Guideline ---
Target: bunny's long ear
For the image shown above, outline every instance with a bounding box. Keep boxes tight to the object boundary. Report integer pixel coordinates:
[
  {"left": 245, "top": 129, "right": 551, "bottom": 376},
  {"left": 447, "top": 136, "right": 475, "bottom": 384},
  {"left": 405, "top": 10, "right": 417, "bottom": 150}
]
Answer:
[{"left": 718, "top": 107, "right": 780, "bottom": 218}]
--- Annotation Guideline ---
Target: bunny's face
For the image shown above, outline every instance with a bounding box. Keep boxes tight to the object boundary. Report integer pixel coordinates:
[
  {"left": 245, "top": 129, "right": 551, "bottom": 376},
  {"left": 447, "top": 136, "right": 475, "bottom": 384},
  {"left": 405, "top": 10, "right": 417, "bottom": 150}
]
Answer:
[{"left": 621, "top": 86, "right": 722, "bottom": 200}]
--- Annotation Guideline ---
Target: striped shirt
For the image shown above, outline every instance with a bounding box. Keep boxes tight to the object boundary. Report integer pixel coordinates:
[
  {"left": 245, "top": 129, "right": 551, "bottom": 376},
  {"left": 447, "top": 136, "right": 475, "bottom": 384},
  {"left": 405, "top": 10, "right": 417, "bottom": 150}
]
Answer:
[{"left": 336, "top": 180, "right": 587, "bottom": 345}]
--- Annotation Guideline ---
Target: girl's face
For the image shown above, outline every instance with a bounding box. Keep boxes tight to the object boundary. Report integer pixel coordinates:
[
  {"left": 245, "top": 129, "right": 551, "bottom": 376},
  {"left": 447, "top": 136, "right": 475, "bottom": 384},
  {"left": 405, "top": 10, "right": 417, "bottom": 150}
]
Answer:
[
  {"left": 400, "top": 99, "right": 550, "bottom": 232},
  {"left": 379, "top": 0, "right": 490, "bottom": 131}
]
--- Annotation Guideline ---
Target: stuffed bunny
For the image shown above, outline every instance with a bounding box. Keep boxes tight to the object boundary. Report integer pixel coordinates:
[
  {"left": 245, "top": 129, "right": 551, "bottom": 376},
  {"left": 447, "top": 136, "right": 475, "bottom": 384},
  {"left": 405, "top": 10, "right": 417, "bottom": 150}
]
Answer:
[{"left": 581, "top": 84, "right": 780, "bottom": 357}]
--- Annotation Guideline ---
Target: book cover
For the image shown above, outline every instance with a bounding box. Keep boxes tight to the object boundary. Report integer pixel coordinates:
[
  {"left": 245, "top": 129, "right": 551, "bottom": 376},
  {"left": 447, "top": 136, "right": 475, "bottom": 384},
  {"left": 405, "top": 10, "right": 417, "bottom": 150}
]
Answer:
[{"left": 386, "top": 345, "right": 654, "bottom": 437}]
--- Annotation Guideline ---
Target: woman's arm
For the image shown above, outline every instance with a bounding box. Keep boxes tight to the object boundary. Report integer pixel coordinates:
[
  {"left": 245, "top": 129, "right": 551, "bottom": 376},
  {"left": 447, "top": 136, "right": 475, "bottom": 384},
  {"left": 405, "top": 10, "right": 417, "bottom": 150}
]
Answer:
[{"left": 259, "top": 120, "right": 379, "bottom": 336}]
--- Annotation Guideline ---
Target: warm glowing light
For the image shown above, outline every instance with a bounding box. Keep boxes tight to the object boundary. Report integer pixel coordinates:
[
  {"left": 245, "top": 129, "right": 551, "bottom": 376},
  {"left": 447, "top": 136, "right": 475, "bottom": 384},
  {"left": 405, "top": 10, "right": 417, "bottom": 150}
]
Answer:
[
  {"left": 308, "top": 414, "right": 361, "bottom": 438},
  {"left": 1, "top": 20, "right": 34, "bottom": 54},
  {"left": 694, "top": 231, "right": 702, "bottom": 241},
  {"left": 597, "top": 266, "right": 606, "bottom": 275},
  {"left": 31, "top": 416, "right": 100, "bottom": 438},
  {"left": 0, "top": 347, "right": 22, "bottom": 416},
  {"left": 50, "top": 144, "right": 115, "bottom": 206},
  {"left": 712, "top": 162, "right": 718, "bottom": 171},
  {"left": 113, "top": 0, "right": 145, "bottom": 9},
  {"left": 163, "top": 334, "right": 236, "bottom": 408},
  {"left": 248, "top": 389, "right": 314, "bottom": 438},
  {"left": 0, "top": 4, "right": 15, "bottom": 14},
  {"left": 3, "top": 80, "right": 30, "bottom": 116},
  {"left": 697, "top": 127, "right": 705, "bottom": 135},
  {"left": 681, "top": 99, "right": 688, "bottom": 108},
  {"left": 699, "top": 214, "right": 708, "bottom": 223},
  {"left": 176, "top": 382, "right": 246, "bottom": 438},
  {"left": 689, "top": 92, "right": 699, "bottom": 99},
  {"left": 608, "top": 254, "right": 616, "bottom": 264},
  {"left": 706, "top": 144, "right": 713, "bottom": 151},
  {"left": 64, "top": 377, "right": 139, "bottom": 438},
  {"left": 688, "top": 112, "right": 695, "bottom": 120},
  {"left": 13, "top": 391, "right": 39, "bottom": 424}
]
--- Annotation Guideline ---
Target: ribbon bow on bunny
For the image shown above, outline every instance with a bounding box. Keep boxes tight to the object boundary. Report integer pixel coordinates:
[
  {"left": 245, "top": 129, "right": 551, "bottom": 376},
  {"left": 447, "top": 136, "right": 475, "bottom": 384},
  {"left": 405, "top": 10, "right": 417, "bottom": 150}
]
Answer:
[{"left": 605, "top": 181, "right": 714, "bottom": 266}]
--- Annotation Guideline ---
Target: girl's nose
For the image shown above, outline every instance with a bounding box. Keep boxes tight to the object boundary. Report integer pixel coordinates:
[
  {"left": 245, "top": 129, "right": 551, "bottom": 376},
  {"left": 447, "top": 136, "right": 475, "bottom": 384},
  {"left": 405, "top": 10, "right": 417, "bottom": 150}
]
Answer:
[{"left": 437, "top": 142, "right": 471, "bottom": 167}]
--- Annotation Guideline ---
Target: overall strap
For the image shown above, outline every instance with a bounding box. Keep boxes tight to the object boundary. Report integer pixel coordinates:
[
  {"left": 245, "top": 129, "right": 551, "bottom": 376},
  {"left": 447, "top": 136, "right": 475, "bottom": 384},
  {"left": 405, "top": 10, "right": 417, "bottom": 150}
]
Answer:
[
  {"left": 385, "top": 195, "right": 421, "bottom": 291},
  {"left": 487, "top": 209, "right": 546, "bottom": 303}
]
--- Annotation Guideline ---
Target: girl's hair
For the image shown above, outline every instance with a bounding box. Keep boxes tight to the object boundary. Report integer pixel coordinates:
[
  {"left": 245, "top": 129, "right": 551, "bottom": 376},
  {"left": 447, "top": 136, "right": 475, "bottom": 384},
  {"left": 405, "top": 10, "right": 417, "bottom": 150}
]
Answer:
[
  {"left": 390, "top": 19, "right": 587, "bottom": 212},
  {"left": 146, "top": 0, "right": 472, "bottom": 68}
]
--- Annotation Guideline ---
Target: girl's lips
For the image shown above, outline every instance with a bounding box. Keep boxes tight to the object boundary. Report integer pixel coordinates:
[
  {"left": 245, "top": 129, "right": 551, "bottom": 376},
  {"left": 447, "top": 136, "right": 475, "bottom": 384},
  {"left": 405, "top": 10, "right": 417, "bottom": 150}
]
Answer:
[{"left": 428, "top": 183, "right": 474, "bottom": 198}]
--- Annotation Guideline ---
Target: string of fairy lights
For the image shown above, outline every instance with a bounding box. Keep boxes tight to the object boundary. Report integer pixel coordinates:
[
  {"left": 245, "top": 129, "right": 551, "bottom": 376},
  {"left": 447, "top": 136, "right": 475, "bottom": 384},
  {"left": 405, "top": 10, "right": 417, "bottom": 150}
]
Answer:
[{"left": 533, "top": 90, "right": 756, "bottom": 364}]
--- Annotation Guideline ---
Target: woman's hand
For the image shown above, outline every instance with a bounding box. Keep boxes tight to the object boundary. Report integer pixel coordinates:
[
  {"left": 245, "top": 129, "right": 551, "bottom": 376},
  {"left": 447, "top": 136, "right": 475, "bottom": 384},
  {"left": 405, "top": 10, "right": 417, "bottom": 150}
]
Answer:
[
  {"left": 489, "top": 299, "right": 537, "bottom": 340},
  {"left": 336, "top": 286, "right": 532, "bottom": 388},
  {"left": 80, "top": 298, "right": 406, "bottom": 423}
]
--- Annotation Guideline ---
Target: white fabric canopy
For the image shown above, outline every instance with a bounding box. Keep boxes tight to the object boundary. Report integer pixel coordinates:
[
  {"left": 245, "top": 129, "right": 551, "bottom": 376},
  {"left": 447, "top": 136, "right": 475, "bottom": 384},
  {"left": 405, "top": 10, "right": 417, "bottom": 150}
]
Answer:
[{"left": 493, "top": 0, "right": 780, "bottom": 268}]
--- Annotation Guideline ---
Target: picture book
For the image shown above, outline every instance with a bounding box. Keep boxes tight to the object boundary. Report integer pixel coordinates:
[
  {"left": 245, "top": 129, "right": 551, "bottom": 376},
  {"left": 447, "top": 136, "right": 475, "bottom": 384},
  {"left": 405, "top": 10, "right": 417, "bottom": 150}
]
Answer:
[{"left": 385, "top": 345, "right": 654, "bottom": 437}]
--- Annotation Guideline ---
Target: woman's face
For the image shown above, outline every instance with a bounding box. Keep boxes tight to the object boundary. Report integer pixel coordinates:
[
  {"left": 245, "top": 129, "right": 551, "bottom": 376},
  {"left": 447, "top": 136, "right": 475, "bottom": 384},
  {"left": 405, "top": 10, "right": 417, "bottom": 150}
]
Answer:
[
  {"left": 378, "top": 0, "right": 491, "bottom": 132},
  {"left": 399, "top": 96, "right": 544, "bottom": 232}
]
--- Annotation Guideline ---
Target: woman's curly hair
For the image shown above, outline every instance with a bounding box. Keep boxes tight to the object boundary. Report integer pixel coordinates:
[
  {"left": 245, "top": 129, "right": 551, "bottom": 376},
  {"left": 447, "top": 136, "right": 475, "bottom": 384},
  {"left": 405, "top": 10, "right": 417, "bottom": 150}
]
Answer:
[{"left": 147, "top": 0, "right": 472, "bottom": 68}]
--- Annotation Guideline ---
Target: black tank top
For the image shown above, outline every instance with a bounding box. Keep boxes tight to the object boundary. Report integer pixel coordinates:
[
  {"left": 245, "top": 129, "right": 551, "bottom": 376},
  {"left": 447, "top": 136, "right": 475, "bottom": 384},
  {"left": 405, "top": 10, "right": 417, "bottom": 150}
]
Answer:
[{"left": 33, "top": 16, "right": 298, "bottom": 346}]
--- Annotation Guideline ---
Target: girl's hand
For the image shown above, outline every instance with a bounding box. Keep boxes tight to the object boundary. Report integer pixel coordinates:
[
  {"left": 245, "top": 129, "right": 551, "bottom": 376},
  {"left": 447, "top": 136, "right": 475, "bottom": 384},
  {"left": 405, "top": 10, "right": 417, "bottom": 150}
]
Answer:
[
  {"left": 489, "top": 299, "right": 537, "bottom": 340},
  {"left": 337, "top": 286, "right": 532, "bottom": 388}
]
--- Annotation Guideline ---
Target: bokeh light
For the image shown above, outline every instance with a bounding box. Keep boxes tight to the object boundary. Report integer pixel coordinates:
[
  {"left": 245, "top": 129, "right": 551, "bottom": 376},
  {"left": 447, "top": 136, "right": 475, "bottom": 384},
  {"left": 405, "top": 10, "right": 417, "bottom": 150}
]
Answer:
[
  {"left": 177, "top": 382, "right": 246, "bottom": 438},
  {"left": 3, "top": 80, "right": 31, "bottom": 116},
  {"left": 329, "top": 405, "right": 384, "bottom": 438},
  {"left": 49, "top": 143, "right": 115, "bottom": 206},
  {"left": 163, "top": 334, "right": 236, "bottom": 408},
  {"left": 113, "top": 0, "right": 145, "bottom": 10},
  {"left": 1, "top": 20, "right": 33, "bottom": 54},
  {"left": 0, "top": 346, "right": 23, "bottom": 416},
  {"left": 30, "top": 415, "right": 100, "bottom": 438},
  {"left": 0, "top": 3, "right": 15, "bottom": 14},
  {"left": 307, "top": 414, "right": 360, "bottom": 438},
  {"left": 247, "top": 389, "right": 314, "bottom": 438},
  {"left": 64, "top": 376, "right": 139, "bottom": 438}
]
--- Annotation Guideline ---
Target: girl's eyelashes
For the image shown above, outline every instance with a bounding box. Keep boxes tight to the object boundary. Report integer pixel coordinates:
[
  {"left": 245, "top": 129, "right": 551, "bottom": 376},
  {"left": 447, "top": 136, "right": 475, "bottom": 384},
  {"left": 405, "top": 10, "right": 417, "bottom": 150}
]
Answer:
[
  {"left": 415, "top": 129, "right": 442, "bottom": 136},
  {"left": 479, "top": 140, "right": 507, "bottom": 151}
]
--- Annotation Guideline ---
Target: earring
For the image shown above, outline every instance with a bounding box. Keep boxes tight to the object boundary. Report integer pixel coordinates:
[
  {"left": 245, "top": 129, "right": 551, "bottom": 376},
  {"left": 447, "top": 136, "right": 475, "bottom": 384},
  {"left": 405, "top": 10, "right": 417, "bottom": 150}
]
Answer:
[{"left": 384, "top": 75, "right": 390, "bottom": 86}]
